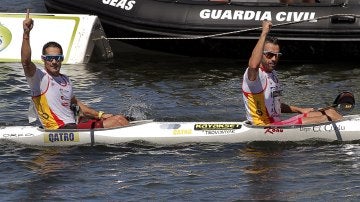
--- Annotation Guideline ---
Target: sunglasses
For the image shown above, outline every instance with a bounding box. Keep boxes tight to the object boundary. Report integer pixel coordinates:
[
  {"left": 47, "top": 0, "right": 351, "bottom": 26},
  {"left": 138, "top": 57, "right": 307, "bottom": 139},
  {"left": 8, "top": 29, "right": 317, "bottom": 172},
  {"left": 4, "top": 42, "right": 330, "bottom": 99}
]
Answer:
[
  {"left": 42, "top": 55, "right": 64, "bottom": 62},
  {"left": 263, "top": 51, "right": 282, "bottom": 59}
]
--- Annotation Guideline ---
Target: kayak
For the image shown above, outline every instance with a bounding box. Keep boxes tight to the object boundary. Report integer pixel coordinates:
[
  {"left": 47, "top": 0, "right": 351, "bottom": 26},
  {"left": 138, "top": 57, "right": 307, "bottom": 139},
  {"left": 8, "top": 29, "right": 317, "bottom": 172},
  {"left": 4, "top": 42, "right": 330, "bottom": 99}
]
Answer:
[
  {"left": 1, "top": 115, "right": 360, "bottom": 147},
  {"left": 1, "top": 92, "right": 356, "bottom": 146}
]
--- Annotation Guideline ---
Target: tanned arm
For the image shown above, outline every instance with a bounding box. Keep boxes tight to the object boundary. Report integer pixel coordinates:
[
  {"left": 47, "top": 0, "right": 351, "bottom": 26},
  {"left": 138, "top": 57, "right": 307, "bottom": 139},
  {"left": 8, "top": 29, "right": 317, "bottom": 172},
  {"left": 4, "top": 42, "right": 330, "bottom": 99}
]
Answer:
[
  {"left": 247, "top": 21, "right": 272, "bottom": 81},
  {"left": 281, "top": 103, "right": 314, "bottom": 114},
  {"left": 21, "top": 9, "right": 36, "bottom": 77},
  {"left": 71, "top": 96, "right": 114, "bottom": 119}
]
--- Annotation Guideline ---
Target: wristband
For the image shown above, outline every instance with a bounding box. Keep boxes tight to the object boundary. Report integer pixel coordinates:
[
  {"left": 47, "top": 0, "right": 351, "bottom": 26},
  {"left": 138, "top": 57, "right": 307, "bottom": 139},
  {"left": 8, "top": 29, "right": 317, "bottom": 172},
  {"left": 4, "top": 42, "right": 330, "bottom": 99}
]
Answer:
[{"left": 98, "top": 111, "right": 104, "bottom": 119}]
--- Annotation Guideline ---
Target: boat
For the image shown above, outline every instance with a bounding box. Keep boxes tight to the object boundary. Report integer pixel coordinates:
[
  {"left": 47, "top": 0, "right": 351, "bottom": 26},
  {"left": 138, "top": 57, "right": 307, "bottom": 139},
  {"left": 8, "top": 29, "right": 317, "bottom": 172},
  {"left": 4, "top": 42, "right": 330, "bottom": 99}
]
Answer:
[
  {"left": 0, "top": 90, "right": 356, "bottom": 147},
  {"left": 1, "top": 115, "right": 360, "bottom": 147},
  {"left": 43, "top": 0, "right": 360, "bottom": 59}
]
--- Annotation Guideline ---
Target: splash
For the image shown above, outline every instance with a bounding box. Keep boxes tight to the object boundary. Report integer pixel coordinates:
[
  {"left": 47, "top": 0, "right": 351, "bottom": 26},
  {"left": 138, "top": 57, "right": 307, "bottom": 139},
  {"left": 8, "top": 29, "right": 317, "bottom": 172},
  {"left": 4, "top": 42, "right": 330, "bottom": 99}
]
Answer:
[{"left": 126, "top": 102, "right": 150, "bottom": 120}]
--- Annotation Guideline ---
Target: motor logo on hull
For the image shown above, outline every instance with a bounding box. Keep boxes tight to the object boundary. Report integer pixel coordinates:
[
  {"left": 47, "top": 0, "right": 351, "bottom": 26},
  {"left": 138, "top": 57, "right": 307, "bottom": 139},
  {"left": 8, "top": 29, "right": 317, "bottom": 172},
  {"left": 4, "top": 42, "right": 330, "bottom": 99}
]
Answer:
[{"left": 199, "top": 9, "right": 316, "bottom": 22}]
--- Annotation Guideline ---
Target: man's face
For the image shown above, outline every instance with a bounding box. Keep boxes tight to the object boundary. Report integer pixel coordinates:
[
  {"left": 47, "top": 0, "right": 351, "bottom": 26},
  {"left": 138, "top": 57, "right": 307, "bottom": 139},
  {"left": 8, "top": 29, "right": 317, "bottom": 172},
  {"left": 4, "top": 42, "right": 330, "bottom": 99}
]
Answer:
[
  {"left": 261, "top": 42, "right": 281, "bottom": 72},
  {"left": 42, "top": 47, "right": 63, "bottom": 76}
]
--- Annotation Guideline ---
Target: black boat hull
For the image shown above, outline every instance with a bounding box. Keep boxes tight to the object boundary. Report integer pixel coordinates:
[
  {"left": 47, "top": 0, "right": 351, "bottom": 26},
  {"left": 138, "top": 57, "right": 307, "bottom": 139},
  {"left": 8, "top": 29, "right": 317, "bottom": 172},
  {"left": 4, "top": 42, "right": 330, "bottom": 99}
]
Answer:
[{"left": 44, "top": 0, "right": 360, "bottom": 59}]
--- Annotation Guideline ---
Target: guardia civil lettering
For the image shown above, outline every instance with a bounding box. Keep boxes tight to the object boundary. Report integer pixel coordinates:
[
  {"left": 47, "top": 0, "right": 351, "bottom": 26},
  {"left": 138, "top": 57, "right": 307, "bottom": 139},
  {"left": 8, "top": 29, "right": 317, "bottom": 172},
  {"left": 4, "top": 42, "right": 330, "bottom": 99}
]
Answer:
[{"left": 200, "top": 9, "right": 316, "bottom": 22}]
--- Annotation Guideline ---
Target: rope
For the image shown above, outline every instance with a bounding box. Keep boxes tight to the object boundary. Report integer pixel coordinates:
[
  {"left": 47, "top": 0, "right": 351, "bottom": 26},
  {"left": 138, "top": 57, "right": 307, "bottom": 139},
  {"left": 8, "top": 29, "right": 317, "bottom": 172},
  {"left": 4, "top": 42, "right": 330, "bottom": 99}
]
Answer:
[{"left": 93, "top": 14, "right": 360, "bottom": 41}]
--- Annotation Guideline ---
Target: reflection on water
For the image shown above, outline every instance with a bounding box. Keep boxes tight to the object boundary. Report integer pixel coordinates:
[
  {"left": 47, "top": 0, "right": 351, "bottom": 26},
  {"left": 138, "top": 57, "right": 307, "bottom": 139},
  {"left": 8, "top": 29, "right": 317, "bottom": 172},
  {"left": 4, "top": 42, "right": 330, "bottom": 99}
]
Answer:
[
  {"left": 238, "top": 145, "right": 286, "bottom": 200},
  {"left": 1, "top": 51, "right": 360, "bottom": 201},
  {"left": 1, "top": 140, "right": 360, "bottom": 200},
  {"left": 25, "top": 148, "right": 68, "bottom": 175}
]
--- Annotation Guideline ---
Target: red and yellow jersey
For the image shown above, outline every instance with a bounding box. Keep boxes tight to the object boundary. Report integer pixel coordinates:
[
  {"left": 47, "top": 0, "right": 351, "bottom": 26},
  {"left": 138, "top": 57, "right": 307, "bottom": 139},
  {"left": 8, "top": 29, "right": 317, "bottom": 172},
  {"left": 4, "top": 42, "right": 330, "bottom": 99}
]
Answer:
[
  {"left": 26, "top": 68, "right": 75, "bottom": 129},
  {"left": 242, "top": 68, "right": 282, "bottom": 125}
]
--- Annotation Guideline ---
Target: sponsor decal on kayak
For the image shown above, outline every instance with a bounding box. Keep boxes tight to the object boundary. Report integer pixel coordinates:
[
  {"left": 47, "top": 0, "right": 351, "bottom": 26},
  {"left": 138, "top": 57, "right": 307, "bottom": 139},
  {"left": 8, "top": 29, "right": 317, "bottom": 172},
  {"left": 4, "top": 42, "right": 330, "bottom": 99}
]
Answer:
[
  {"left": 102, "top": 0, "right": 136, "bottom": 11},
  {"left": 199, "top": 9, "right": 316, "bottom": 22},
  {"left": 204, "top": 130, "right": 235, "bottom": 135},
  {"left": 173, "top": 129, "right": 192, "bottom": 135},
  {"left": 300, "top": 124, "right": 346, "bottom": 132},
  {"left": 194, "top": 124, "right": 242, "bottom": 130},
  {"left": 2, "top": 133, "right": 34, "bottom": 138},
  {"left": 44, "top": 132, "right": 79, "bottom": 143},
  {"left": 264, "top": 127, "right": 284, "bottom": 134}
]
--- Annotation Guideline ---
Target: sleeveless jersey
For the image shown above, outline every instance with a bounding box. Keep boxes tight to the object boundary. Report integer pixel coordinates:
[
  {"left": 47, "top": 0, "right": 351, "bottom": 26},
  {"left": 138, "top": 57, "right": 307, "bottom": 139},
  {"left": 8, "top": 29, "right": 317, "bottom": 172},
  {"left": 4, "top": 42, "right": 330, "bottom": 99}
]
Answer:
[
  {"left": 26, "top": 68, "right": 75, "bottom": 129},
  {"left": 242, "top": 67, "right": 282, "bottom": 125}
]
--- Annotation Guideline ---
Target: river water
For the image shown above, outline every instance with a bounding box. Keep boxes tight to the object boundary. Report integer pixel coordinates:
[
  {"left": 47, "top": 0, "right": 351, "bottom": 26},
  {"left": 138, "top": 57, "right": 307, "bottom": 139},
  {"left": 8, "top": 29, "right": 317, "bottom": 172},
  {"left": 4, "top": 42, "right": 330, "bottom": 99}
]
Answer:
[{"left": 1, "top": 1, "right": 360, "bottom": 201}]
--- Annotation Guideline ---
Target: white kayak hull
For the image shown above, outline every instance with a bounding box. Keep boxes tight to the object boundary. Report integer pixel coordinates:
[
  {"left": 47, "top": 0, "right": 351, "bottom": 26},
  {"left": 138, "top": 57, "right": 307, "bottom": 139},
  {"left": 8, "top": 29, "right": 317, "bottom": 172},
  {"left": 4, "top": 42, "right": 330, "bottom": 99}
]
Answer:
[{"left": 1, "top": 115, "right": 360, "bottom": 147}]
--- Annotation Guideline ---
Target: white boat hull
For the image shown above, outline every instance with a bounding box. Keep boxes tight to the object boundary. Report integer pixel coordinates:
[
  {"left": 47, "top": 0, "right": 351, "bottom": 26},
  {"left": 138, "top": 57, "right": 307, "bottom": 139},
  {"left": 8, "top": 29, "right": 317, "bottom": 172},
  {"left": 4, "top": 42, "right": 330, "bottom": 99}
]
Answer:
[{"left": 1, "top": 115, "right": 360, "bottom": 147}]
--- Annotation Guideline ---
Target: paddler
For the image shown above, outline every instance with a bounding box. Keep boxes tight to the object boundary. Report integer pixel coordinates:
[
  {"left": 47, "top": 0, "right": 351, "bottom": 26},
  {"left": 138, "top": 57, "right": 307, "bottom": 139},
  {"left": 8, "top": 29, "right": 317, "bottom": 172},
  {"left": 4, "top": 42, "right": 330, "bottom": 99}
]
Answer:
[
  {"left": 21, "top": 9, "right": 129, "bottom": 129},
  {"left": 242, "top": 20, "right": 343, "bottom": 126}
]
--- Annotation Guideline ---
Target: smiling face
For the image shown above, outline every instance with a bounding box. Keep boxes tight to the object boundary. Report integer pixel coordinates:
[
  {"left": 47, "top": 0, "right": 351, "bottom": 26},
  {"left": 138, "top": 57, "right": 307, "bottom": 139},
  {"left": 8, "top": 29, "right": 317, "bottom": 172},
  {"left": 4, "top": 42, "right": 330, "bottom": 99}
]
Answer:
[
  {"left": 261, "top": 42, "right": 281, "bottom": 72},
  {"left": 42, "top": 46, "right": 63, "bottom": 77}
]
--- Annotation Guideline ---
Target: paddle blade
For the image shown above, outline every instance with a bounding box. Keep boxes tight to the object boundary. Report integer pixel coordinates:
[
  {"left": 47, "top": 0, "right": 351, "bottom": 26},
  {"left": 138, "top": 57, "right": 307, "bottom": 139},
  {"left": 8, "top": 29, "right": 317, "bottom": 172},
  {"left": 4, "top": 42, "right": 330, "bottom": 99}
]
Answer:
[{"left": 333, "top": 91, "right": 355, "bottom": 111}]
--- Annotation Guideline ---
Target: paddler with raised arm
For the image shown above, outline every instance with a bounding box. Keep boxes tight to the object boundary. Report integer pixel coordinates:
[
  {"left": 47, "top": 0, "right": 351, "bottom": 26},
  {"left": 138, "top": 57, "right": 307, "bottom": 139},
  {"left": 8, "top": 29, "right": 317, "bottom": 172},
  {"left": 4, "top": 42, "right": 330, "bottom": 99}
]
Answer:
[
  {"left": 21, "top": 9, "right": 129, "bottom": 129},
  {"left": 242, "top": 20, "right": 343, "bottom": 126}
]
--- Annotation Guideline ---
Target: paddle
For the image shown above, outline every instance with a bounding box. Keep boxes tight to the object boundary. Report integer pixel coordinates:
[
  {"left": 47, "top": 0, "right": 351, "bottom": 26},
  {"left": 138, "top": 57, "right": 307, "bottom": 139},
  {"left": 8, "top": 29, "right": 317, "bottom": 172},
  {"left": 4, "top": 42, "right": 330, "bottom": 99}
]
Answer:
[
  {"left": 333, "top": 91, "right": 355, "bottom": 111},
  {"left": 318, "top": 91, "right": 355, "bottom": 112},
  {"left": 319, "top": 91, "right": 355, "bottom": 141}
]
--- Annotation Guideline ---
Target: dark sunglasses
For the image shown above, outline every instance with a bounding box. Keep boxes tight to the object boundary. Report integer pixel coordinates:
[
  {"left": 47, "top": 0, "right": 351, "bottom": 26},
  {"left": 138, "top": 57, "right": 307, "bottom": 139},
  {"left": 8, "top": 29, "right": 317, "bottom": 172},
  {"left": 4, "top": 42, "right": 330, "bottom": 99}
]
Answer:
[
  {"left": 263, "top": 51, "right": 282, "bottom": 59},
  {"left": 42, "top": 55, "right": 64, "bottom": 62}
]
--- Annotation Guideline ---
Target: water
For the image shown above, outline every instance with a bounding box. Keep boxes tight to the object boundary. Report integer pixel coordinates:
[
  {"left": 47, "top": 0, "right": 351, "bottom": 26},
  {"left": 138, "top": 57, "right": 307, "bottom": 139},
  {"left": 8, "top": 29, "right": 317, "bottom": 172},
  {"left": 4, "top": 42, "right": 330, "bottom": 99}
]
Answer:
[{"left": 1, "top": 1, "right": 360, "bottom": 201}]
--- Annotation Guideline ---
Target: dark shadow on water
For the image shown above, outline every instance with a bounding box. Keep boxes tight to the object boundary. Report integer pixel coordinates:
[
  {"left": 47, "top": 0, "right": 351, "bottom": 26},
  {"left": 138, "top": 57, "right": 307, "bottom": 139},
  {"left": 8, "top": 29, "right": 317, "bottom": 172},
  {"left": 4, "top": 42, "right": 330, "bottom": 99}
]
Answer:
[
  {"left": 97, "top": 41, "right": 360, "bottom": 71},
  {"left": 110, "top": 38, "right": 360, "bottom": 63}
]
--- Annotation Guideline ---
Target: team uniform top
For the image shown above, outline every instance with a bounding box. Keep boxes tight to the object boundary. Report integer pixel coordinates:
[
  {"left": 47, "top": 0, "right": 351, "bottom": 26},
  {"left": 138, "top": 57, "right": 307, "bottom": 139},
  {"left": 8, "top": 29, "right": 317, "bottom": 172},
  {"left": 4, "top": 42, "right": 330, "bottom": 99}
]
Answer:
[
  {"left": 26, "top": 68, "right": 75, "bottom": 129},
  {"left": 242, "top": 67, "right": 283, "bottom": 125}
]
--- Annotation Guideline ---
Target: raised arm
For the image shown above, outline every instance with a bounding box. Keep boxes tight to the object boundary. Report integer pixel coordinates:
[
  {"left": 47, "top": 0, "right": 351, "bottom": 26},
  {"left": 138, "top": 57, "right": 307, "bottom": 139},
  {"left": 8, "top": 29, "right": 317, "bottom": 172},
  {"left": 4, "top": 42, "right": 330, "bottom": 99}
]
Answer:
[
  {"left": 247, "top": 21, "right": 272, "bottom": 81},
  {"left": 21, "top": 9, "right": 36, "bottom": 77}
]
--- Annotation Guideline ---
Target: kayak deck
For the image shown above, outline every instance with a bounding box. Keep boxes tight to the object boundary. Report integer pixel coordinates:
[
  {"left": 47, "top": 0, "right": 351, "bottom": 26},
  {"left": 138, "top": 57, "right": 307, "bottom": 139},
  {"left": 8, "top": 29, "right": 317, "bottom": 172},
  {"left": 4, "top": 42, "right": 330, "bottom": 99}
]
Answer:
[{"left": 1, "top": 115, "right": 360, "bottom": 146}]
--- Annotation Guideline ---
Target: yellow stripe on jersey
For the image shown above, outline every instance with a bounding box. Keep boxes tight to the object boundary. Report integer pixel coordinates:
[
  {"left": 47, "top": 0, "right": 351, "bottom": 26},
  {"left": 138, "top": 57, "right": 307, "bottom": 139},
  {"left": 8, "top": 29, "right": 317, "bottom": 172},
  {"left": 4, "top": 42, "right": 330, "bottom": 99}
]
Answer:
[
  {"left": 32, "top": 95, "right": 60, "bottom": 130},
  {"left": 246, "top": 93, "right": 271, "bottom": 125}
]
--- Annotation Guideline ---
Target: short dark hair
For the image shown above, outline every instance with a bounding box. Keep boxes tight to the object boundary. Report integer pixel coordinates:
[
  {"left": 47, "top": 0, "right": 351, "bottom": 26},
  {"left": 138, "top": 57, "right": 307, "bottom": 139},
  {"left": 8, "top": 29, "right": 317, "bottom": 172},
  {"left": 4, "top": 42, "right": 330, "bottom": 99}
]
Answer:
[
  {"left": 265, "top": 36, "right": 280, "bottom": 46},
  {"left": 42, "top": 41, "right": 63, "bottom": 55}
]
